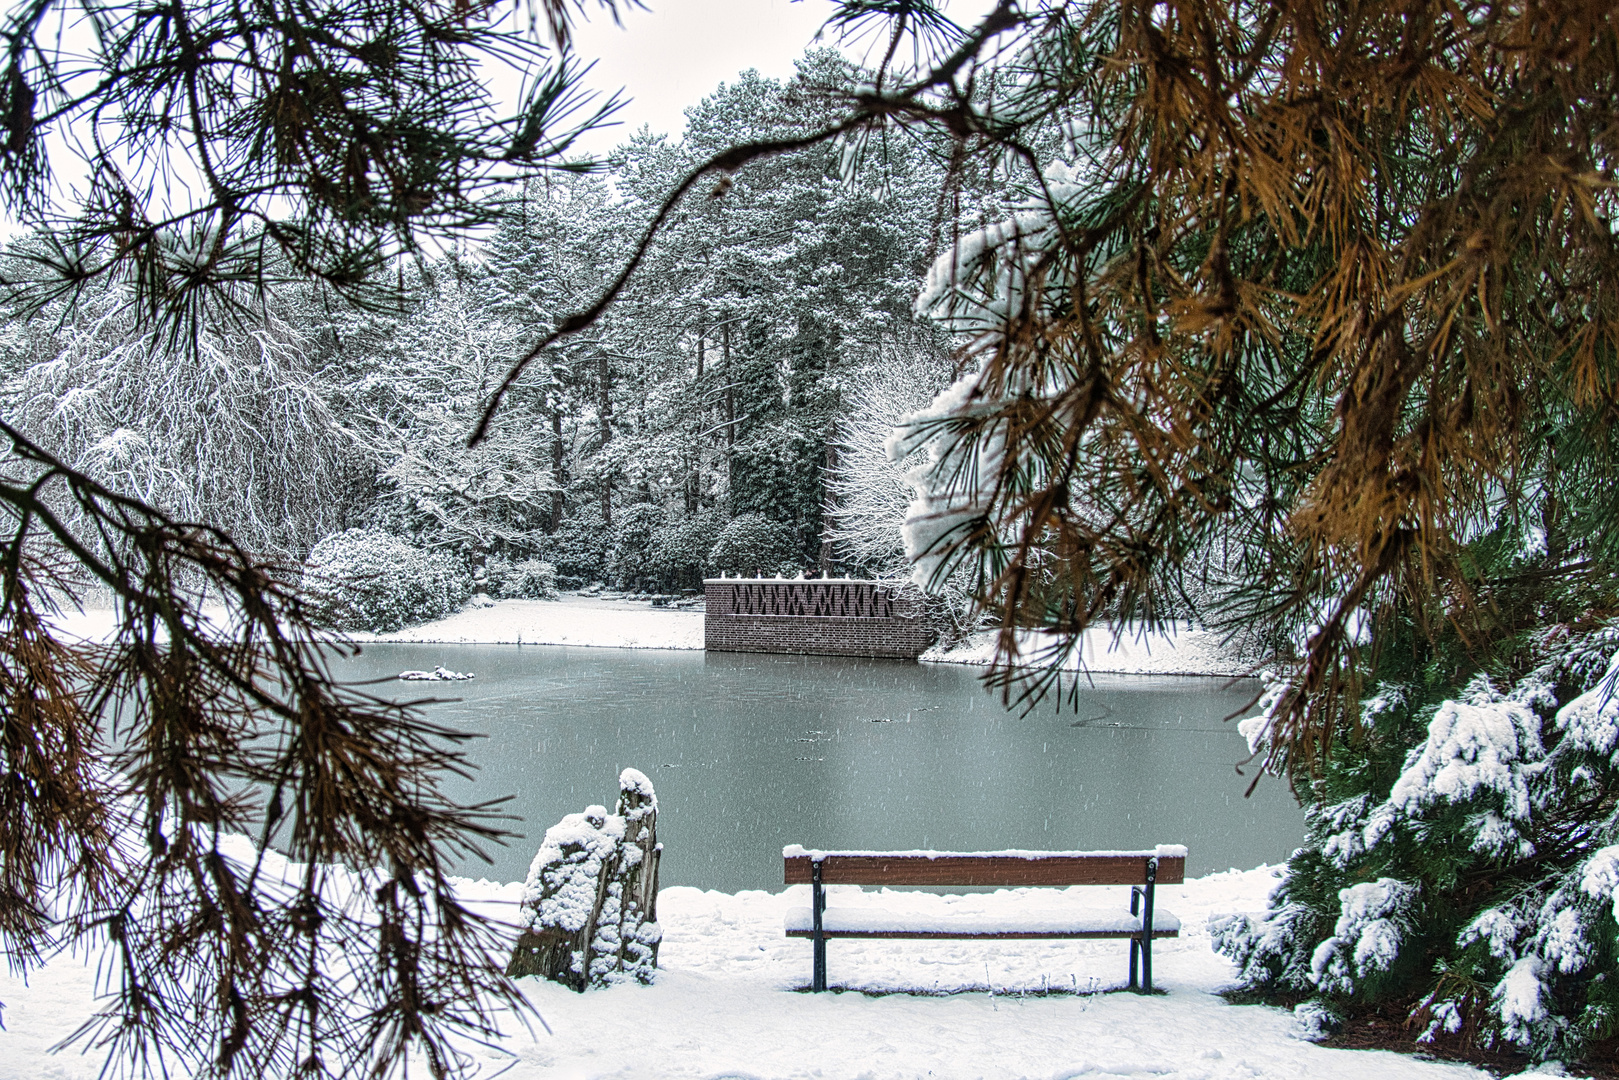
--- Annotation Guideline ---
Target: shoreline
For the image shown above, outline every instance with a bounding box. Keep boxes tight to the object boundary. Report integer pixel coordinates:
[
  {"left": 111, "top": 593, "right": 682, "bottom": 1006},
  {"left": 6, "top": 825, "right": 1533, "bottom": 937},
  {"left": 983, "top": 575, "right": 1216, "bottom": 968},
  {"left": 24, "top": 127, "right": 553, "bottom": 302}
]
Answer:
[
  {"left": 46, "top": 593, "right": 1262, "bottom": 678},
  {"left": 367, "top": 595, "right": 1262, "bottom": 678}
]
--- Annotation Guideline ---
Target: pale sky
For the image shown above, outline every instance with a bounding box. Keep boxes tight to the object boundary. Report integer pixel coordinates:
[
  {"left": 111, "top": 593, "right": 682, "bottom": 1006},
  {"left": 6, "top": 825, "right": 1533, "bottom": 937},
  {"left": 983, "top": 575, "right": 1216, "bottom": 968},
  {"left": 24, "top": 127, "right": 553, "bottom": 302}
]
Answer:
[
  {"left": 559, "top": 0, "right": 998, "bottom": 155},
  {"left": 565, "top": 0, "right": 837, "bottom": 154}
]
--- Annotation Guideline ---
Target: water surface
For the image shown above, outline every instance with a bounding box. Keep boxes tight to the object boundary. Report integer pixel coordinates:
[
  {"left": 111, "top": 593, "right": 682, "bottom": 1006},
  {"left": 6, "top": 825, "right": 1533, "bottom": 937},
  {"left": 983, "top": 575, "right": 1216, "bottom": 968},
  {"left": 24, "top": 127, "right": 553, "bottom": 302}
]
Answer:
[{"left": 331, "top": 644, "right": 1302, "bottom": 892}]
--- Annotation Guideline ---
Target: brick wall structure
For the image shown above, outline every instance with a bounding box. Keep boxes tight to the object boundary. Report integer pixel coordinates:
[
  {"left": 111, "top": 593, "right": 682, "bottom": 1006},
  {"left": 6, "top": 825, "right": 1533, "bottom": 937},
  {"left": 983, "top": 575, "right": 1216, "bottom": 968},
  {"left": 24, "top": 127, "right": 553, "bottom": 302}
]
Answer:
[{"left": 704, "top": 578, "right": 936, "bottom": 659}]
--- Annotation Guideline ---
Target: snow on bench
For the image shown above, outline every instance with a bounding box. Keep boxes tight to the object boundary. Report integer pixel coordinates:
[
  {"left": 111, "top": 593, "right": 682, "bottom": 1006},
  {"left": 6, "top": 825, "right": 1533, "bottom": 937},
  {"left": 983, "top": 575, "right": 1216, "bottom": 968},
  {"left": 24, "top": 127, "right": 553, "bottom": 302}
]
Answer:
[
  {"left": 782, "top": 845, "right": 1189, "bottom": 860},
  {"left": 783, "top": 906, "right": 1183, "bottom": 938},
  {"left": 783, "top": 846, "right": 1184, "bottom": 993}
]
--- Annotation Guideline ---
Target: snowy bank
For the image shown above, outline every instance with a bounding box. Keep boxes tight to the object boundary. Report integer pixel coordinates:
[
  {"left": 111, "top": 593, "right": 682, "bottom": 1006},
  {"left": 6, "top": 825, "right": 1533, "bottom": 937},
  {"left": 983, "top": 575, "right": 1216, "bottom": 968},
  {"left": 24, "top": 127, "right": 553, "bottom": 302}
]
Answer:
[
  {"left": 0, "top": 864, "right": 1487, "bottom": 1080},
  {"left": 368, "top": 600, "right": 1256, "bottom": 676},
  {"left": 42, "top": 594, "right": 707, "bottom": 652},
  {"left": 45, "top": 596, "right": 1254, "bottom": 677},
  {"left": 925, "top": 623, "right": 1258, "bottom": 678},
  {"left": 364, "top": 595, "right": 705, "bottom": 650}
]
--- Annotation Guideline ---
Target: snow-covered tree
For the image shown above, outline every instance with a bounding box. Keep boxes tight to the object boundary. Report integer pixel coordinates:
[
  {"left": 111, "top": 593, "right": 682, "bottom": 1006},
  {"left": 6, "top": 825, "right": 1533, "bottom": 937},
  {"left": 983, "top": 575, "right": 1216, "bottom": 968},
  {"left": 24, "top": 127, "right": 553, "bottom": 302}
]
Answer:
[
  {"left": 331, "top": 260, "right": 563, "bottom": 559},
  {"left": 826, "top": 338, "right": 954, "bottom": 575},
  {"left": 4, "top": 282, "right": 364, "bottom": 560},
  {"left": 1217, "top": 625, "right": 1619, "bottom": 1061}
]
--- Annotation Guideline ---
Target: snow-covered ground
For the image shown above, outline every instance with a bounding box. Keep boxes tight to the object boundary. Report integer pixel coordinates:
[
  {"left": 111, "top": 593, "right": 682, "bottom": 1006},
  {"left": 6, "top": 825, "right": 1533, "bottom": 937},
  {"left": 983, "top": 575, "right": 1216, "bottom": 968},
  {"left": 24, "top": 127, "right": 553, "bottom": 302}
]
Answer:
[
  {"left": 0, "top": 865, "right": 1486, "bottom": 1080},
  {"left": 40, "top": 594, "right": 708, "bottom": 652},
  {"left": 365, "top": 595, "right": 706, "bottom": 650},
  {"left": 924, "top": 624, "right": 1258, "bottom": 678},
  {"left": 44, "top": 594, "right": 1253, "bottom": 676}
]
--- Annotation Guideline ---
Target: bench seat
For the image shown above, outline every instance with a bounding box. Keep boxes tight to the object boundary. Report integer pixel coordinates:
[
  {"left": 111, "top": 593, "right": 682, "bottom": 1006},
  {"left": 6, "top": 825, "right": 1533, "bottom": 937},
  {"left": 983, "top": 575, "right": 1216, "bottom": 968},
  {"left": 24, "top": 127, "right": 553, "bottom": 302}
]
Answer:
[
  {"left": 785, "top": 906, "right": 1181, "bottom": 938},
  {"left": 784, "top": 845, "right": 1186, "bottom": 992}
]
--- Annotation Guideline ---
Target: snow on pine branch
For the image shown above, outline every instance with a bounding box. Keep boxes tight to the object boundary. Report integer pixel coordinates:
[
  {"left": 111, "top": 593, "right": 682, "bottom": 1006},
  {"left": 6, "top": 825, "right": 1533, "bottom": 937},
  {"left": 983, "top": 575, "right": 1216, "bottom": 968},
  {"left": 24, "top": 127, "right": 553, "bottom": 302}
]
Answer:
[
  {"left": 894, "top": 164, "right": 1095, "bottom": 572},
  {"left": 886, "top": 369, "right": 1008, "bottom": 594},
  {"left": 912, "top": 162, "right": 1092, "bottom": 341},
  {"left": 1386, "top": 694, "right": 1543, "bottom": 834},
  {"left": 1309, "top": 877, "right": 1418, "bottom": 994}
]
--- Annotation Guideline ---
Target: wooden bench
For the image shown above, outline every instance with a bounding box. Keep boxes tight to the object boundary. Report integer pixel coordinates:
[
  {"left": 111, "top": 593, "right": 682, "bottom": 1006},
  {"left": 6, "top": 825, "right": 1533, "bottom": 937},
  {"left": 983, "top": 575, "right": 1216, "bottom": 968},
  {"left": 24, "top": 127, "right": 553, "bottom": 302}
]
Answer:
[{"left": 783, "top": 845, "right": 1185, "bottom": 993}]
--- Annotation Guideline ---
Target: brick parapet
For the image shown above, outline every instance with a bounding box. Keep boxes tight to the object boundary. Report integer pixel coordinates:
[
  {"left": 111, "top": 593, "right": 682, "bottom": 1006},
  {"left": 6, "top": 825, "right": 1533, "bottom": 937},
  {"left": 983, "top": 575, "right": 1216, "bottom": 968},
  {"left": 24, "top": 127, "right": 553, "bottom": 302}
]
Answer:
[{"left": 703, "top": 579, "right": 935, "bottom": 659}]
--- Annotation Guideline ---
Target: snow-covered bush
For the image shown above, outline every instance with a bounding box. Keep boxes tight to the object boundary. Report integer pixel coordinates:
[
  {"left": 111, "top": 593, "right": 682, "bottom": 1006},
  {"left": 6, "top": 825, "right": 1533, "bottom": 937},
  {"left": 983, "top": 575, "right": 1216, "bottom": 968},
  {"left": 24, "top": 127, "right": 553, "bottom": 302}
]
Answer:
[
  {"left": 708, "top": 513, "right": 802, "bottom": 577},
  {"left": 607, "top": 504, "right": 665, "bottom": 590},
  {"left": 486, "top": 557, "right": 558, "bottom": 599},
  {"left": 547, "top": 506, "right": 612, "bottom": 587},
  {"left": 1216, "top": 625, "right": 1619, "bottom": 1062},
  {"left": 649, "top": 511, "right": 721, "bottom": 592},
  {"left": 301, "top": 529, "right": 470, "bottom": 632},
  {"left": 598, "top": 508, "right": 724, "bottom": 593}
]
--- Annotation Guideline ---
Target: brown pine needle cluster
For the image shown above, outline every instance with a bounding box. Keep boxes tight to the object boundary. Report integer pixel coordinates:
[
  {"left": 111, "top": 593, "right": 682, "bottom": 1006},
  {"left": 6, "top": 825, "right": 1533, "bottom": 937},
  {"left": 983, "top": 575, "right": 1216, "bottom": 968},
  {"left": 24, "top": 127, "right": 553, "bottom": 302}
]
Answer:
[
  {"left": 0, "top": 423, "right": 529, "bottom": 1078},
  {"left": 852, "top": 0, "right": 1619, "bottom": 773}
]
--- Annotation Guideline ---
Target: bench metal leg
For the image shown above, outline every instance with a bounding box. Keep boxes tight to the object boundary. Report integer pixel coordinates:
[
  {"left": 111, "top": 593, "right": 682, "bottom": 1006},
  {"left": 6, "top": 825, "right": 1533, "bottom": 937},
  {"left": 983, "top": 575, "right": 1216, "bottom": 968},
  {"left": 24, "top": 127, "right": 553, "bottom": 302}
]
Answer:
[
  {"left": 1127, "top": 857, "right": 1159, "bottom": 993},
  {"left": 1128, "top": 886, "right": 1140, "bottom": 990},
  {"left": 811, "top": 860, "right": 826, "bottom": 992},
  {"left": 1140, "top": 857, "right": 1157, "bottom": 993}
]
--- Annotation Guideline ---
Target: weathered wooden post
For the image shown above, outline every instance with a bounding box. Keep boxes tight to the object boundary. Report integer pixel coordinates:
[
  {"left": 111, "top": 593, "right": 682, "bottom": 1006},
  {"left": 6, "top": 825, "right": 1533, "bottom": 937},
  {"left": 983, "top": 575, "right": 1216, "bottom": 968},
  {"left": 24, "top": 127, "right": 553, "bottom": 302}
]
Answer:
[
  {"left": 611, "top": 768, "right": 661, "bottom": 976},
  {"left": 506, "top": 769, "right": 662, "bottom": 990}
]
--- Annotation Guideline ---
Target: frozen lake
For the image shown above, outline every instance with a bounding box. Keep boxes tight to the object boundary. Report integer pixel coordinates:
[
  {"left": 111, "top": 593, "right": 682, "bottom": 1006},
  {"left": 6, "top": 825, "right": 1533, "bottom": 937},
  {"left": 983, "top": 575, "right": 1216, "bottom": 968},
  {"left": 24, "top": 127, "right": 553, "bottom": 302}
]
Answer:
[{"left": 330, "top": 644, "right": 1303, "bottom": 891}]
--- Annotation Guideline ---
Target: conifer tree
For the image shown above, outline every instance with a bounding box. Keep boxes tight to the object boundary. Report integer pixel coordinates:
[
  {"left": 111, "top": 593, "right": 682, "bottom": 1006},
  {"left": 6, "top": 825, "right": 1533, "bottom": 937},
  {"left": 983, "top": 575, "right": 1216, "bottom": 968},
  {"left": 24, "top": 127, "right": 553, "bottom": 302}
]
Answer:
[{"left": 0, "top": 1, "right": 621, "bottom": 1076}]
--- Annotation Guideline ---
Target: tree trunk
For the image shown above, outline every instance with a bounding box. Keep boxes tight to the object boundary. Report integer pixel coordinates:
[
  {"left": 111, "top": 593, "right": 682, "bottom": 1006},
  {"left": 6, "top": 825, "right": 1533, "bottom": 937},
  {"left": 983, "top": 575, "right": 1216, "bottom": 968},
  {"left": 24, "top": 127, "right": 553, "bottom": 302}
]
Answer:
[
  {"left": 690, "top": 330, "right": 705, "bottom": 514},
  {"left": 722, "top": 324, "right": 733, "bottom": 449},
  {"left": 819, "top": 436, "right": 837, "bottom": 576},
  {"left": 599, "top": 351, "right": 614, "bottom": 527},
  {"left": 723, "top": 323, "right": 734, "bottom": 493},
  {"left": 598, "top": 353, "right": 613, "bottom": 444},
  {"left": 612, "top": 771, "right": 661, "bottom": 976},
  {"left": 549, "top": 409, "right": 565, "bottom": 532}
]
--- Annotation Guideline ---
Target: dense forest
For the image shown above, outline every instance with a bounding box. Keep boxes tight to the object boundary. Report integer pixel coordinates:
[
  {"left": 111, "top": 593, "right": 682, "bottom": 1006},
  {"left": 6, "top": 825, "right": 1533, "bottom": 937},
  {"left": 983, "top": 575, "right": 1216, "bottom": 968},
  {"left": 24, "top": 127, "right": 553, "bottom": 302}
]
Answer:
[{"left": 0, "top": 51, "right": 991, "bottom": 609}]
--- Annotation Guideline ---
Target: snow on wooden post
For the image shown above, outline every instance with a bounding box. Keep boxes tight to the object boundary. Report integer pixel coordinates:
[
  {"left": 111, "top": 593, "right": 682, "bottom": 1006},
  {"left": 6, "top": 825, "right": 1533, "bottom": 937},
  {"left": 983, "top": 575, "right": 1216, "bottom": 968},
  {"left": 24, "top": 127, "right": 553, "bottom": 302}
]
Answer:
[
  {"left": 505, "top": 769, "right": 663, "bottom": 991},
  {"left": 613, "top": 768, "right": 661, "bottom": 976}
]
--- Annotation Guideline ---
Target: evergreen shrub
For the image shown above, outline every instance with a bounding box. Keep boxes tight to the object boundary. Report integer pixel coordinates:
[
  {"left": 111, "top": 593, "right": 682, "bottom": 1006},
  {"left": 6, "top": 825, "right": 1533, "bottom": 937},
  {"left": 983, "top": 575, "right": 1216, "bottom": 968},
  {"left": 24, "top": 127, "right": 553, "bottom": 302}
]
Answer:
[
  {"left": 486, "top": 557, "right": 559, "bottom": 600},
  {"left": 301, "top": 528, "right": 469, "bottom": 632},
  {"left": 1215, "top": 624, "right": 1619, "bottom": 1062},
  {"left": 648, "top": 511, "right": 721, "bottom": 592},
  {"left": 708, "top": 513, "right": 802, "bottom": 577},
  {"left": 607, "top": 504, "right": 664, "bottom": 590},
  {"left": 547, "top": 507, "right": 612, "bottom": 586}
]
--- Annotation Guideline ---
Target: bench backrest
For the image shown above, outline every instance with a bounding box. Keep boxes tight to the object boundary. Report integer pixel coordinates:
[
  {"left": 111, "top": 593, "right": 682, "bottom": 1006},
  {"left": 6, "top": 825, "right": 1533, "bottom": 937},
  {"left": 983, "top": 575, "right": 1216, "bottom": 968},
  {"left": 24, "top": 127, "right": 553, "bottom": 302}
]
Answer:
[{"left": 782, "top": 847, "right": 1186, "bottom": 887}]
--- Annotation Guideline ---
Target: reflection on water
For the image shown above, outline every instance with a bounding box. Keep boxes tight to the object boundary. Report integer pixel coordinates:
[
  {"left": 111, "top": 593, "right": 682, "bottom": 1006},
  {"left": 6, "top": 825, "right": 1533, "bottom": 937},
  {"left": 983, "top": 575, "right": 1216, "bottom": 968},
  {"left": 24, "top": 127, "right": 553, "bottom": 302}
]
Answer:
[{"left": 326, "top": 644, "right": 1303, "bottom": 892}]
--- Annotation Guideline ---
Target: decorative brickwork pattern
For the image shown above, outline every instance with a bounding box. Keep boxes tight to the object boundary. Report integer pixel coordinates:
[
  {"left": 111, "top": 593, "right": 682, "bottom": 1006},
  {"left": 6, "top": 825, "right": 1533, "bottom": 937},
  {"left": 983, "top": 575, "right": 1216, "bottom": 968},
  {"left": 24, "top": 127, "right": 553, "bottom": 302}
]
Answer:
[{"left": 704, "top": 579, "right": 935, "bottom": 659}]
